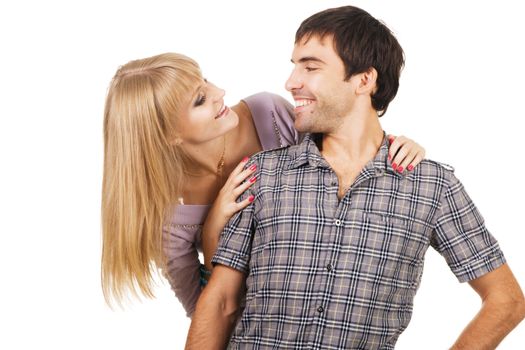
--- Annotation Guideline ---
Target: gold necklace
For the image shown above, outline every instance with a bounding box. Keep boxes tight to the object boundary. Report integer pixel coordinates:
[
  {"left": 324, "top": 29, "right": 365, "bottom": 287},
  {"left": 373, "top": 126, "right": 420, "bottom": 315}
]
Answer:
[
  {"left": 184, "top": 135, "right": 226, "bottom": 178},
  {"left": 216, "top": 135, "right": 226, "bottom": 178}
]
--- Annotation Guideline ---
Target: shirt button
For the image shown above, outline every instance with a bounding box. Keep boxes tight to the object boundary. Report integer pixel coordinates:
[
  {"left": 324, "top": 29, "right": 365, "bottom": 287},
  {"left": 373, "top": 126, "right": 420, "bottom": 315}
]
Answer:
[
  {"left": 326, "top": 263, "right": 333, "bottom": 272},
  {"left": 331, "top": 181, "right": 337, "bottom": 186},
  {"left": 317, "top": 306, "right": 324, "bottom": 313},
  {"left": 334, "top": 219, "right": 341, "bottom": 226},
  {"left": 375, "top": 168, "right": 384, "bottom": 176}
]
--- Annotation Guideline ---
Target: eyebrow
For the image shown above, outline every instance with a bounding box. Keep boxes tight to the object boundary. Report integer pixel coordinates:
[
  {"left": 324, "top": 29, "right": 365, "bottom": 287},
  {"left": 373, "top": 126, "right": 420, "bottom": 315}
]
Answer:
[{"left": 290, "top": 56, "right": 326, "bottom": 64}]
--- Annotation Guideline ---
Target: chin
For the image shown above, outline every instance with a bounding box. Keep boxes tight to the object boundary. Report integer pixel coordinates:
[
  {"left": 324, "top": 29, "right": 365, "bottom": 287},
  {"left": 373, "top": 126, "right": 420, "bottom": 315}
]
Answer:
[
  {"left": 228, "top": 113, "right": 240, "bottom": 130},
  {"left": 294, "top": 118, "right": 316, "bottom": 134},
  {"left": 222, "top": 114, "right": 239, "bottom": 135},
  {"left": 228, "top": 109, "right": 240, "bottom": 126}
]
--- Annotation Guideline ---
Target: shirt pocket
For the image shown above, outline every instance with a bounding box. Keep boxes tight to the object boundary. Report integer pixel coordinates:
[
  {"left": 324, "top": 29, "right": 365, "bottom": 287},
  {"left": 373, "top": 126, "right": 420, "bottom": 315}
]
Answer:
[
  {"left": 361, "top": 211, "right": 430, "bottom": 257},
  {"left": 359, "top": 211, "right": 431, "bottom": 288}
]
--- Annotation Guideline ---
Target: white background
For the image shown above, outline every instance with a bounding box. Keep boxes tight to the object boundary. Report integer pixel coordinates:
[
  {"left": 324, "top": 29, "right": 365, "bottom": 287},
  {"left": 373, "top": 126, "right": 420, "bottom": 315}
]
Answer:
[{"left": 0, "top": 0, "right": 524, "bottom": 349}]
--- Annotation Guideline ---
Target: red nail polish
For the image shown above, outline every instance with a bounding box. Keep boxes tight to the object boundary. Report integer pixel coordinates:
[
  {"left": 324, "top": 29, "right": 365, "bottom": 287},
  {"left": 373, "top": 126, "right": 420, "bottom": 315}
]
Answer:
[
  {"left": 397, "top": 166, "right": 404, "bottom": 173},
  {"left": 249, "top": 164, "right": 257, "bottom": 171},
  {"left": 407, "top": 164, "right": 414, "bottom": 171},
  {"left": 248, "top": 195, "right": 255, "bottom": 202},
  {"left": 249, "top": 176, "right": 256, "bottom": 183},
  {"left": 388, "top": 154, "right": 392, "bottom": 161},
  {"left": 242, "top": 156, "right": 249, "bottom": 162},
  {"left": 392, "top": 163, "right": 398, "bottom": 171}
]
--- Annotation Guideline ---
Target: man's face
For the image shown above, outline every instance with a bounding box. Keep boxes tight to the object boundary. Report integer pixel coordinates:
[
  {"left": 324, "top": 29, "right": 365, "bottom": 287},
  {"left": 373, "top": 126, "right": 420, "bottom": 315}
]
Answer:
[{"left": 285, "top": 34, "right": 355, "bottom": 134}]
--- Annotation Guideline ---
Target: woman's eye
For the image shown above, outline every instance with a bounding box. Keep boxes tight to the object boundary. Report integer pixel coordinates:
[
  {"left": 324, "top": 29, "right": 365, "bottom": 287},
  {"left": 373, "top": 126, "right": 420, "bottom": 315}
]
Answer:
[{"left": 194, "top": 93, "right": 207, "bottom": 107}]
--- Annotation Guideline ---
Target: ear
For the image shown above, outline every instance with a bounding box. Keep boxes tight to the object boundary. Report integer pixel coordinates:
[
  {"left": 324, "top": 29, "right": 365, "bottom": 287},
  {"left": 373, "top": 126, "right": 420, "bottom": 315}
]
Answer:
[{"left": 356, "top": 67, "right": 378, "bottom": 95}]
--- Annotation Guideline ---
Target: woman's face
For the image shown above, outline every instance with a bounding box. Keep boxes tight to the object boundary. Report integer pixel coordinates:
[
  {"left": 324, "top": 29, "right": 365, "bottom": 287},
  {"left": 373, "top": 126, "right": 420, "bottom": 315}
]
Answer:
[{"left": 176, "top": 79, "right": 239, "bottom": 145}]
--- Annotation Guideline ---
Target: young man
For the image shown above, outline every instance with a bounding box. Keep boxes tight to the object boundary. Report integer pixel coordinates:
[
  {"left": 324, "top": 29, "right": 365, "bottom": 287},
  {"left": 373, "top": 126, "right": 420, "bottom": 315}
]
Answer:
[{"left": 186, "top": 6, "right": 525, "bottom": 349}]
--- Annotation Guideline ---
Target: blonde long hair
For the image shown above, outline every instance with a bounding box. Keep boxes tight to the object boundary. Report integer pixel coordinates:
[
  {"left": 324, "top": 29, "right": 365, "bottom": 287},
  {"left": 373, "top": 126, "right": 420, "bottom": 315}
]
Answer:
[{"left": 101, "top": 53, "right": 201, "bottom": 306}]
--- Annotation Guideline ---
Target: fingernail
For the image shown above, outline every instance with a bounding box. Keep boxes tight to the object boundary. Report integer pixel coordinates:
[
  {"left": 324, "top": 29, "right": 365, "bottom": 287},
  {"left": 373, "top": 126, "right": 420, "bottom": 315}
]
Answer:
[
  {"left": 249, "top": 164, "right": 257, "bottom": 171},
  {"left": 392, "top": 163, "right": 398, "bottom": 171},
  {"left": 242, "top": 156, "right": 249, "bottom": 162},
  {"left": 248, "top": 195, "right": 255, "bottom": 202},
  {"left": 388, "top": 154, "right": 392, "bottom": 161},
  {"left": 407, "top": 164, "right": 414, "bottom": 171},
  {"left": 249, "top": 176, "right": 256, "bottom": 183},
  {"left": 389, "top": 136, "right": 395, "bottom": 143},
  {"left": 397, "top": 166, "right": 404, "bottom": 173}
]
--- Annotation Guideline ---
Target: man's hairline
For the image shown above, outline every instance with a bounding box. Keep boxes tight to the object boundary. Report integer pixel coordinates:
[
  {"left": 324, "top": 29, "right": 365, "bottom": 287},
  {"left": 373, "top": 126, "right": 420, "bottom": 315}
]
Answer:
[
  {"left": 295, "top": 31, "right": 335, "bottom": 47},
  {"left": 291, "top": 31, "right": 337, "bottom": 66}
]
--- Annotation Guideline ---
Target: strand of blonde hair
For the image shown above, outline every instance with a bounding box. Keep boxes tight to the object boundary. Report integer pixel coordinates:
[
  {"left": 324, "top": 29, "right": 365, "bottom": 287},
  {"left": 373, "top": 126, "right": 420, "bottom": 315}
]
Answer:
[{"left": 101, "top": 53, "right": 201, "bottom": 307}]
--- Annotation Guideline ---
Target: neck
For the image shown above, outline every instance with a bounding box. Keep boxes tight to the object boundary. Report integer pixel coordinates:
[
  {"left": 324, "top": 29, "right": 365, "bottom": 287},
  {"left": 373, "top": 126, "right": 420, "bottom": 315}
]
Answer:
[
  {"left": 181, "top": 135, "right": 227, "bottom": 177},
  {"left": 226, "top": 100, "right": 262, "bottom": 166},
  {"left": 321, "top": 105, "right": 384, "bottom": 163}
]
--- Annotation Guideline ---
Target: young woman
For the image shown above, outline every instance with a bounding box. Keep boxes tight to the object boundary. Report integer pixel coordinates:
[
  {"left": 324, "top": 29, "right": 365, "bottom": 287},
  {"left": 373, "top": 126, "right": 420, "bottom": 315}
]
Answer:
[{"left": 101, "top": 53, "right": 425, "bottom": 317}]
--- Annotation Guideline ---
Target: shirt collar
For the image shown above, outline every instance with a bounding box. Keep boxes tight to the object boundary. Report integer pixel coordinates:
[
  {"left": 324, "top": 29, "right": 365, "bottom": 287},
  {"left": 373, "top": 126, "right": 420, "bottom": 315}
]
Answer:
[
  {"left": 288, "top": 133, "right": 329, "bottom": 169},
  {"left": 288, "top": 132, "right": 404, "bottom": 179}
]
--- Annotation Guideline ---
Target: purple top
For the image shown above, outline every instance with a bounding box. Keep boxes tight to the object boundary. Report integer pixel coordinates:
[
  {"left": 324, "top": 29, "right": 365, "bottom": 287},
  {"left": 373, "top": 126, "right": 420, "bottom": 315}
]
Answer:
[{"left": 162, "top": 92, "right": 299, "bottom": 317}]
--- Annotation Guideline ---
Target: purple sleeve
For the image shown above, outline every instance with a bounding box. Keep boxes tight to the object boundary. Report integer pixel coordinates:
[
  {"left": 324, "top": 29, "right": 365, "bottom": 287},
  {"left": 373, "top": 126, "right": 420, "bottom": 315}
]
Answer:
[
  {"left": 269, "top": 93, "right": 300, "bottom": 147},
  {"left": 162, "top": 223, "right": 201, "bottom": 317},
  {"left": 243, "top": 92, "right": 301, "bottom": 150}
]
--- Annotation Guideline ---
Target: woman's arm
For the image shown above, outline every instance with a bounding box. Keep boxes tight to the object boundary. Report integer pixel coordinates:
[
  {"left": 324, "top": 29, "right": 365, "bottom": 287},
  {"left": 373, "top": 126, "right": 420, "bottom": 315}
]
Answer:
[
  {"left": 202, "top": 158, "right": 257, "bottom": 271},
  {"left": 162, "top": 225, "right": 203, "bottom": 317}
]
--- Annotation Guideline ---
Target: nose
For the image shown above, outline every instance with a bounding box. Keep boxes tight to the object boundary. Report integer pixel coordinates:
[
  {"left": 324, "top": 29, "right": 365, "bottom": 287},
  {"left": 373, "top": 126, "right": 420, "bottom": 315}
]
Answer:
[
  {"left": 211, "top": 83, "right": 225, "bottom": 102},
  {"left": 285, "top": 68, "right": 302, "bottom": 92}
]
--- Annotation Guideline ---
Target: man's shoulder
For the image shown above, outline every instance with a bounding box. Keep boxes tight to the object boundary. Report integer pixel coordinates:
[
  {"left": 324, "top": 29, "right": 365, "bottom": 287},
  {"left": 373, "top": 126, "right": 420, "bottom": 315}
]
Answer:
[
  {"left": 248, "top": 143, "right": 302, "bottom": 169},
  {"left": 407, "top": 158, "right": 457, "bottom": 186},
  {"left": 416, "top": 159, "right": 455, "bottom": 172}
]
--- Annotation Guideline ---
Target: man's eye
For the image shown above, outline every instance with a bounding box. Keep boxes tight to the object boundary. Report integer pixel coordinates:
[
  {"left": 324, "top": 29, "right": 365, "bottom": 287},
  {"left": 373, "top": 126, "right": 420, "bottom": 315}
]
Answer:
[{"left": 305, "top": 67, "right": 318, "bottom": 72}]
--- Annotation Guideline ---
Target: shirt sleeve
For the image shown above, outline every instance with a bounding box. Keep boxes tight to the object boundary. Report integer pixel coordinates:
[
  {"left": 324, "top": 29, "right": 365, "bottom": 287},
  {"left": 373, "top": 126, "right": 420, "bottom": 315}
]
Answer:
[
  {"left": 211, "top": 159, "right": 259, "bottom": 273},
  {"left": 162, "top": 224, "right": 201, "bottom": 317},
  {"left": 431, "top": 172, "right": 506, "bottom": 282}
]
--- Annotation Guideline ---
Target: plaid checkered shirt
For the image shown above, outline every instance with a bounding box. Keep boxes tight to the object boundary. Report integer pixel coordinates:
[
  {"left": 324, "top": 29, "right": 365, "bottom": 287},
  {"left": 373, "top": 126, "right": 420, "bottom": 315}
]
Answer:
[{"left": 212, "top": 133, "right": 506, "bottom": 349}]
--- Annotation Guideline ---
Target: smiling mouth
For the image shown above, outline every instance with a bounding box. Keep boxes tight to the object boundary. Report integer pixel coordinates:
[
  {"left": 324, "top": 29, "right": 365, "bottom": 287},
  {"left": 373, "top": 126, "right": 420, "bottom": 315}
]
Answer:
[
  {"left": 294, "top": 99, "right": 315, "bottom": 109},
  {"left": 215, "top": 105, "right": 229, "bottom": 119}
]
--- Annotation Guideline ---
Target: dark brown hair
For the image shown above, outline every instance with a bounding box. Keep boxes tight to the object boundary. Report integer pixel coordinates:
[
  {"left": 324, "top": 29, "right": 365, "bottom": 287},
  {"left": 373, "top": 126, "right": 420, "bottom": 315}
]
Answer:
[{"left": 296, "top": 6, "right": 404, "bottom": 116}]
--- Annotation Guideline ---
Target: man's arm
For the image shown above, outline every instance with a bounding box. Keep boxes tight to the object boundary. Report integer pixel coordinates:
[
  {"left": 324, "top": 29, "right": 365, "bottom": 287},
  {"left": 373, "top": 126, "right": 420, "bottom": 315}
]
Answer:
[
  {"left": 450, "top": 263, "right": 525, "bottom": 349},
  {"left": 185, "top": 264, "right": 245, "bottom": 349}
]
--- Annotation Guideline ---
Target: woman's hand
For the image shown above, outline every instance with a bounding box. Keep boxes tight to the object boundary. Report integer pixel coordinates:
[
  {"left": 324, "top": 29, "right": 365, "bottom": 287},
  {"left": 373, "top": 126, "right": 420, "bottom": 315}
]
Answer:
[
  {"left": 388, "top": 135, "right": 426, "bottom": 173},
  {"left": 211, "top": 157, "right": 257, "bottom": 224},
  {"left": 201, "top": 157, "right": 257, "bottom": 271}
]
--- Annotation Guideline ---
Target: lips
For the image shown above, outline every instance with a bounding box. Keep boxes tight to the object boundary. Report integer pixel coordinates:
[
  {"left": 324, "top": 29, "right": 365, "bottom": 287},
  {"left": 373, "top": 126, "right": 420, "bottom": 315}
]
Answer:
[{"left": 215, "top": 105, "right": 229, "bottom": 119}]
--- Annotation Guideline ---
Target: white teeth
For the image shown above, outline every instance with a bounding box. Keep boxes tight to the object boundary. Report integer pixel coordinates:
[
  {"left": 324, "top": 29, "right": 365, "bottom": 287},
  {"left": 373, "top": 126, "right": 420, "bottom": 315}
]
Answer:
[{"left": 295, "top": 99, "right": 313, "bottom": 108}]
